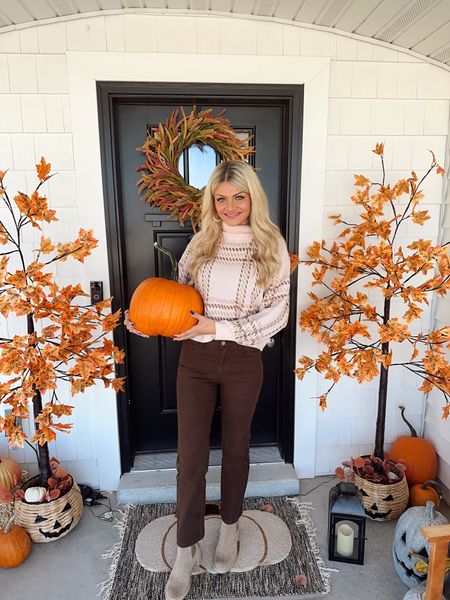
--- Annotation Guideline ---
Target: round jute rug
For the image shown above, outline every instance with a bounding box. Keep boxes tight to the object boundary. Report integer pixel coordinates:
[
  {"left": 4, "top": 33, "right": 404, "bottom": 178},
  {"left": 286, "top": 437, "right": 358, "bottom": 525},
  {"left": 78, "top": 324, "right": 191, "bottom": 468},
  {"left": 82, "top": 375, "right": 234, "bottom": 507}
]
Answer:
[{"left": 135, "top": 510, "right": 292, "bottom": 574}]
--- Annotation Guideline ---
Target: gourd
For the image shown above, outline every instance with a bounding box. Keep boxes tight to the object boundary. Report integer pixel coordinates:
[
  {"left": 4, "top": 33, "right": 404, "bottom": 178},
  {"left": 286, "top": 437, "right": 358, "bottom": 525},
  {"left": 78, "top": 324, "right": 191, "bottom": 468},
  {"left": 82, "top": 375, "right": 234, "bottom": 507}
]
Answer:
[
  {"left": 0, "top": 458, "right": 21, "bottom": 491},
  {"left": 0, "top": 514, "right": 32, "bottom": 568},
  {"left": 409, "top": 480, "right": 442, "bottom": 508},
  {"left": 129, "top": 242, "right": 203, "bottom": 337},
  {"left": 24, "top": 486, "right": 47, "bottom": 503},
  {"left": 390, "top": 406, "right": 438, "bottom": 485}
]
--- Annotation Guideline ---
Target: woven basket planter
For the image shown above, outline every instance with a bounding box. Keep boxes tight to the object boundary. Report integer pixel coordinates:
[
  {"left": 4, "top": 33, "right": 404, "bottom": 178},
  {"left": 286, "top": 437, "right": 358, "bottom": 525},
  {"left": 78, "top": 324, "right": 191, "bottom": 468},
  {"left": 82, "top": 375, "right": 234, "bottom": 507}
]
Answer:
[
  {"left": 354, "top": 461, "right": 409, "bottom": 521},
  {"left": 0, "top": 500, "right": 14, "bottom": 531},
  {"left": 13, "top": 474, "right": 83, "bottom": 543}
]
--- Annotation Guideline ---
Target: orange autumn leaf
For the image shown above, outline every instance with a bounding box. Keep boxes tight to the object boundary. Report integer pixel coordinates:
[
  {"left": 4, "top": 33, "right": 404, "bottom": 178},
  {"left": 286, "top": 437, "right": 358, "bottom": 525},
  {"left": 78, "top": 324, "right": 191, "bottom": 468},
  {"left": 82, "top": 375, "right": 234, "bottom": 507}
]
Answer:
[
  {"left": 289, "top": 252, "right": 300, "bottom": 274},
  {"left": 14, "top": 190, "right": 58, "bottom": 228},
  {"left": 419, "top": 378, "right": 434, "bottom": 394},
  {"left": 380, "top": 351, "right": 392, "bottom": 369},
  {"left": 36, "top": 156, "right": 52, "bottom": 181},
  {"left": 111, "top": 377, "right": 126, "bottom": 393},
  {"left": 354, "top": 174, "right": 370, "bottom": 187},
  {"left": 39, "top": 236, "right": 55, "bottom": 254},
  {"left": 379, "top": 319, "right": 411, "bottom": 343},
  {"left": 404, "top": 303, "right": 422, "bottom": 323},
  {"left": 0, "top": 223, "right": 8, "bottom": 245},
  {"left": 50, "top": 404, "right": 74, "bottom": 417},
  {"left": 306, "top": 241, "right": 323, "bottom": 260},
  {"left": 395, "top": 179, "right": 410, "bottom": 197},
  {"left": 428, "top": 327, "right": 450, "bottom": 344},
  {"left": 372, "top": 142, "right": 384, "bottom": 156},
  {"left": 318, "top": 394, "right": 327, "bottom": 411},
  {"left": 411, "top": 210, "right": 431, "bottom": 225}
]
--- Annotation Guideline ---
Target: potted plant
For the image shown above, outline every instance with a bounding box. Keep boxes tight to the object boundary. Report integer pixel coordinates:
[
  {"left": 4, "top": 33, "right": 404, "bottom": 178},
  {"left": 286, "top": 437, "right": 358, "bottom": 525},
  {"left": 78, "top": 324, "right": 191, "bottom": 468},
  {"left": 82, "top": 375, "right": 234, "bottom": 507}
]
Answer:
[
  {"left": 0, "top": 158, "right": 125, "bottom": 541},
  {"left": 295, "top": 143, "right": 449, "bottom": 520}
]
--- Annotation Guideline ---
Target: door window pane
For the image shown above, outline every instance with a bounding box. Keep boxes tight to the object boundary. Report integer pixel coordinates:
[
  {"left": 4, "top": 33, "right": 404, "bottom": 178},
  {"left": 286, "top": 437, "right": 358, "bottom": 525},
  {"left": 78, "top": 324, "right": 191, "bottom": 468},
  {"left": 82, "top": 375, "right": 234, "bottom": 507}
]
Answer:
[
  {"left": 234, "top": 128, "right": 255, "bottom": 167},
  {"left": 187, "top": 144, "right": 217, "bottom": 188},
  {"left": 177, "top": 153, "right": 184, "bottom": 178}
]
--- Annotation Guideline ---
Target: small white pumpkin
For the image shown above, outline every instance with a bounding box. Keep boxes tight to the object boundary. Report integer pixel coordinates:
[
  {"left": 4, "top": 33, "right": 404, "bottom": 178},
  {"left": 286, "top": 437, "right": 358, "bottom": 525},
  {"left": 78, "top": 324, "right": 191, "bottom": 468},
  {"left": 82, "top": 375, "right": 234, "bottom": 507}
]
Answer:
[{"left": 24, "top": 486, "right": 47, "bottom": 503}]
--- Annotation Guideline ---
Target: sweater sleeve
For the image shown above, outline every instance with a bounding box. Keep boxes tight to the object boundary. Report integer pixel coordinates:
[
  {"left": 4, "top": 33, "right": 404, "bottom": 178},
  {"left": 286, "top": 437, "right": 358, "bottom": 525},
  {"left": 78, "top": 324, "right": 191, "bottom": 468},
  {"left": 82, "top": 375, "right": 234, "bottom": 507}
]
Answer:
[
  {"left": 214, "top": 236, "right": 291, "bottom": 346},
  {"left": 177, "top": 236, "right": 196, "bottom": 285}
]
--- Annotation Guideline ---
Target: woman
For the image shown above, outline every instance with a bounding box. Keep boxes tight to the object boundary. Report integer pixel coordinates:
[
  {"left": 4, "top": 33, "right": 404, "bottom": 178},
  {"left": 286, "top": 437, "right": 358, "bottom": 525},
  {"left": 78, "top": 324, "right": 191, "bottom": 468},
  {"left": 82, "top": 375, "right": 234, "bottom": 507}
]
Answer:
[{"left": 126, "top": 159, "right": 291, "bottom": 600}]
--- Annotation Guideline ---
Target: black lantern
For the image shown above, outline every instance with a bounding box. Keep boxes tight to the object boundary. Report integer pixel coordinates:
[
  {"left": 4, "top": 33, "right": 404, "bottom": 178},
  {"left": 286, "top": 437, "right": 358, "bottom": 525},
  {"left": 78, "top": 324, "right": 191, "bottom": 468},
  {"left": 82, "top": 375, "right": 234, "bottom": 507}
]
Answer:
[{"left": 328, "top": 482, "right": 366, "bottom": 564}]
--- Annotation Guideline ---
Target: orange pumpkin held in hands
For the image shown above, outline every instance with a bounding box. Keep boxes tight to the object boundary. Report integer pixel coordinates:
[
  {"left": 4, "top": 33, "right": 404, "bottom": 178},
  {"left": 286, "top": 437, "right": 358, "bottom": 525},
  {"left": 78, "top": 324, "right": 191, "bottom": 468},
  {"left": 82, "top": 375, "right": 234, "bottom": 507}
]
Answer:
[
  {"left": 129, "top": 242, "right": 203, "bottom": 337},
  {"left": 390, "top": 406, "right": 438, "bottom": 485},
  {"left": 0, "top": 515, "right": 32, "bottom": 569}
]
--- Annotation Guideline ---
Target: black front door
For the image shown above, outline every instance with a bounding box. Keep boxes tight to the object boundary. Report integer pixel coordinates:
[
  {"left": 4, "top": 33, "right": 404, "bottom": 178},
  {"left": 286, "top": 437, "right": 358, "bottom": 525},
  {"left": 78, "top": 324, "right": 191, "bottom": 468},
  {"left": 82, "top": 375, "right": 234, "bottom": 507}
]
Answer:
[{"left": 97, "top": 83, "right": 302, "bottom": 473}]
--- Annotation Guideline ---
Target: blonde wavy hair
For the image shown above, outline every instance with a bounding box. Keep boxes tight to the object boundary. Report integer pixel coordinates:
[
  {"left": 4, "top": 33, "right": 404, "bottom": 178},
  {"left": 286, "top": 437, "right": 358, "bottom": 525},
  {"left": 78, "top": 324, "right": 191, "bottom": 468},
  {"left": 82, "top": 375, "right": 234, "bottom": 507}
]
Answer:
[{"left": 188, "top": 160, "right": 283, "bottom": 289}]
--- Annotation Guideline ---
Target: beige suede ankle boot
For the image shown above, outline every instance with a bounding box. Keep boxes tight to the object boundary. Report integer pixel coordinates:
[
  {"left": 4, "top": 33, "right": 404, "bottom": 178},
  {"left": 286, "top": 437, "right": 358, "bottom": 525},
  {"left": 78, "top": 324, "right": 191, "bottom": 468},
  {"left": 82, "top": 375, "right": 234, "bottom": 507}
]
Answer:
[
  {"left": 213, "top": 519, "right": 240, "bottom": 574},
  {"left": 165, "top": 542, "right": 202, "bottom": 600}
]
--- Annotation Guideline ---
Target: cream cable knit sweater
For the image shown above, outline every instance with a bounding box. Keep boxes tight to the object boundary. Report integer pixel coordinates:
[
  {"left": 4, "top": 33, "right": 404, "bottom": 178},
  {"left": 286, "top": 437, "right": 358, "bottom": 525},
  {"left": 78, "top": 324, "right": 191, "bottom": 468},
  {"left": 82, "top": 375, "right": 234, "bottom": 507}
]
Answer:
[{"left": 178, "top": 221, "right": 291, "bottom": 350}]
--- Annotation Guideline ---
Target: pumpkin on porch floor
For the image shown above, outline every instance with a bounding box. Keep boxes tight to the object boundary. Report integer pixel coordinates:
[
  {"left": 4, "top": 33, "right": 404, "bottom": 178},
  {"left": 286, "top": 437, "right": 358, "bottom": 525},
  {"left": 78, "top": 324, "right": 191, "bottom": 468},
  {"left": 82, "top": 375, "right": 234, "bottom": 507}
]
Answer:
[
  {"left": 0, "top": 514, "right": 32, "bottom": 569},
  {"left": 410, "top": 481, "right": 442, "bottom": 508},
  {"left": 390, "top": 407, "right": 438, "bottom": 486}
]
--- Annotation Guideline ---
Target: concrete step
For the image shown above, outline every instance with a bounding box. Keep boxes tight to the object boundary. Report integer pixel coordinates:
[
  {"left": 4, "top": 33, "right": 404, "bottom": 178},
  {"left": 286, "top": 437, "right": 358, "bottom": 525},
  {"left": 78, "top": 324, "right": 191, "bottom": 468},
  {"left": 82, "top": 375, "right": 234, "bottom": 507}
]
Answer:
[{"left": 117, "top": 462, "right": 300, "bottom": 506}]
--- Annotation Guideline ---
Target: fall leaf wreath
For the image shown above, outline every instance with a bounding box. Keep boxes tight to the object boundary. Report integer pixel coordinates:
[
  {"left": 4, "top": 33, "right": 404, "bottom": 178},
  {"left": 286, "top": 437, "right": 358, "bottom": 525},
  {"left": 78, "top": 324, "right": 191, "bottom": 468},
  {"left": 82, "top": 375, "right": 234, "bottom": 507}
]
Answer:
[{"left": 136, "top": 106, "right": 255, "bottom": 231}]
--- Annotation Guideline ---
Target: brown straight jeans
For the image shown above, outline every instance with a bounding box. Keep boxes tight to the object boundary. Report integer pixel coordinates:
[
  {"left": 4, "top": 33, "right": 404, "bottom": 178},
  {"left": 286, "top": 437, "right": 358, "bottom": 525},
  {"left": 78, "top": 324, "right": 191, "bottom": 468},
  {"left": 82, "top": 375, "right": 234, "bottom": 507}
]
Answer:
[{"left": 175, "top": 338, "right": 264, "bottom": 547}]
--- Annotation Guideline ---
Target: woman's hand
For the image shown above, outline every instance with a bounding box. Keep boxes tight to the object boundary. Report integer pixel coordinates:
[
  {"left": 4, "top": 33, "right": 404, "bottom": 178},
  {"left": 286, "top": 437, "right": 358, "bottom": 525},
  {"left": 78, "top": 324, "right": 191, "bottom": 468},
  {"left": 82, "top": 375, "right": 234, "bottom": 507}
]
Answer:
[
  {"left": 124, "top": 309, "right": 150, "bottom": 338},
  {"left": 173, "top": 311, "right": 216, "bottom": 341}
]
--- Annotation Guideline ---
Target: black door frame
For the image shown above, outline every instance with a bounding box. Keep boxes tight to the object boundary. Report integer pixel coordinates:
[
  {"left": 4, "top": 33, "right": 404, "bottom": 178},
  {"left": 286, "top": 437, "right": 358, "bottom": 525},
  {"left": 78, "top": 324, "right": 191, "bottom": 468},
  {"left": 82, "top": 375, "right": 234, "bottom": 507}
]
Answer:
[{"left": 97, "top": 81, "right": 303, "bottom": 475}]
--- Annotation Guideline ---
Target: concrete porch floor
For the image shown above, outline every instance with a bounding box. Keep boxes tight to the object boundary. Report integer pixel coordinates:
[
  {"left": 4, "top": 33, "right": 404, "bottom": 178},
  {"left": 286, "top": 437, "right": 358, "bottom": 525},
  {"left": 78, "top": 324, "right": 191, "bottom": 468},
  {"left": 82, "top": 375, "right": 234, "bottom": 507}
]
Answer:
[{"left": 3, "top": 476, "right": 449, "bottom": 600}]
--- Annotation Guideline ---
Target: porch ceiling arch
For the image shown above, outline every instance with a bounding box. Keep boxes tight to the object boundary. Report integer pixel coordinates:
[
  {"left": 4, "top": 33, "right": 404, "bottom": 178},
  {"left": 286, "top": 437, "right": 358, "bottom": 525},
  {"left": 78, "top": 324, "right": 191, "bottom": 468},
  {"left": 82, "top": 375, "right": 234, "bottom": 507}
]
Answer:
[{"left": 0, "top": 1, "right": 450, "bottom": 71}]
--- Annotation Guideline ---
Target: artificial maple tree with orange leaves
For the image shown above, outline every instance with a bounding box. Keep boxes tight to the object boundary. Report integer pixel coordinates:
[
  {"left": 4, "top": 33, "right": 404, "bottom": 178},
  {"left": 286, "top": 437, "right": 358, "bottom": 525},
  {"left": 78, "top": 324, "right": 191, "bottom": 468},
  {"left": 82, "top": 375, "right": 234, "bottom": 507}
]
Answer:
[
  {"left": 295, "top": 143, "right": 449, "bottom": 461},
  {"left": 0, "top": 158, "right": 125, "bottom": 487}
]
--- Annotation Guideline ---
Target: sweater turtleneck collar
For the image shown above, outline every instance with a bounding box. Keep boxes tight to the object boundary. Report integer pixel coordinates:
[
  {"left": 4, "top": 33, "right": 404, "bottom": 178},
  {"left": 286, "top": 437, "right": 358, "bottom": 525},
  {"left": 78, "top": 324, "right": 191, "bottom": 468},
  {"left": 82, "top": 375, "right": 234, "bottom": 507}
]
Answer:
[{"left": 221, "top": 220, "right": 253, "bottom": 242}]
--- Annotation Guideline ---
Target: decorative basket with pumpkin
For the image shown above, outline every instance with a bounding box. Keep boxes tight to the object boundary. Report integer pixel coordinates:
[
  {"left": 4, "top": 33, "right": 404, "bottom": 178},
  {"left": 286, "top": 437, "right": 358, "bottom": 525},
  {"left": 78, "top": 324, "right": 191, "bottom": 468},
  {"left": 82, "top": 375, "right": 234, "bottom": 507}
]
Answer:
[
  {"left": 337, "top": 455, "right": 409, "bottom": 521},
  {"left": 13, "top": 469, "right": 83, "bottom": 544}
]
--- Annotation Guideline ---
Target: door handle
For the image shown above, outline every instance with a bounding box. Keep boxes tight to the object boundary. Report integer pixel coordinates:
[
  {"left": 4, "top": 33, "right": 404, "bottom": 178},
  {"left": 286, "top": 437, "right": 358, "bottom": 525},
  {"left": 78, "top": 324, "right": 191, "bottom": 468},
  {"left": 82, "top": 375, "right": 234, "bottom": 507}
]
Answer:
[{"left": 266, "top": 337, "right": 275, "bottom": 348}]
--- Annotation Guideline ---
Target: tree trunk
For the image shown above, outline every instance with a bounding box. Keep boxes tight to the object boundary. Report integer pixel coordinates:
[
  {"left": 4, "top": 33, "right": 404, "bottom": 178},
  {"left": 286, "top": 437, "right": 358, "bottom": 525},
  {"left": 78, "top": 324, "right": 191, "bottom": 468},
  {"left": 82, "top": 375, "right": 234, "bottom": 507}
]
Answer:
[
  {"left": 31, "top": 388, "right": 51, "bottom": 486},
  {"left": 27, "top": 314, "right": 52, "bottom": 487},
  {"left": 374, "top": 296, "right": 391, "bottom": 460}
]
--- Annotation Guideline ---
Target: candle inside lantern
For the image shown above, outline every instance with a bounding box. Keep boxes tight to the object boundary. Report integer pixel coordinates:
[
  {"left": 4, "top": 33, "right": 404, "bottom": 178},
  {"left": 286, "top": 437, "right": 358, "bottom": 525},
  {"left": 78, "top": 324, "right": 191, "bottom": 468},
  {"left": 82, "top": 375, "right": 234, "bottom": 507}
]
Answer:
[{"left": 336, "top": 523, "right": 355, "bottom": 557}]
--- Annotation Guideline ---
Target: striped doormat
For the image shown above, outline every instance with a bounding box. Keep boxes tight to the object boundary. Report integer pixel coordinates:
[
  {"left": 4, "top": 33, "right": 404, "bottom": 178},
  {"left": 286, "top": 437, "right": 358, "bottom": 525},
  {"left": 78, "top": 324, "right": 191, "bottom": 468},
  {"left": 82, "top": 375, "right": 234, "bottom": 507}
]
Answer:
[{"left": 97, "top": 496, "right": 332, "bottom": 600}]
